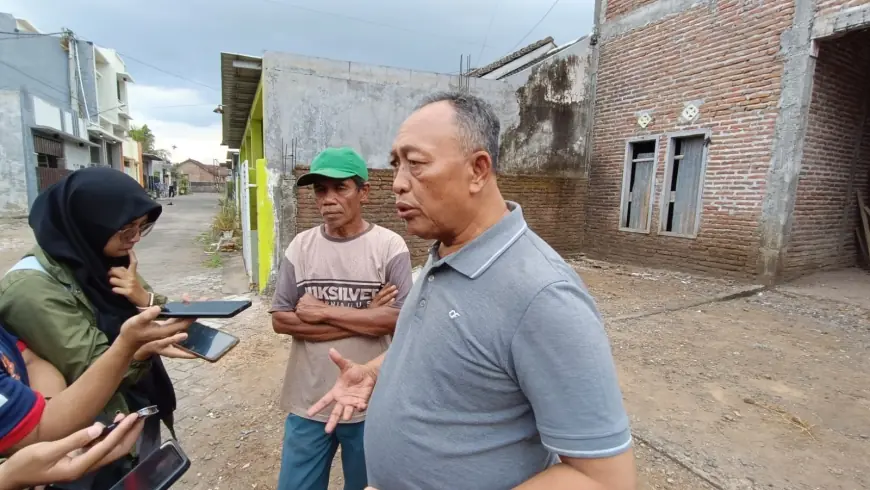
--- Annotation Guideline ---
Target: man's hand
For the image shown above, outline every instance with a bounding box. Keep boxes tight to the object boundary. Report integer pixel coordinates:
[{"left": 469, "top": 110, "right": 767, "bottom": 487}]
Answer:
[
  {"left": 0, "top": 413, "right": 144, "bottom": 490},
  {"left": 307, "top": 349, "right": 378, "bottom": 433},
  {"left": 369, "top": 284, "right": 398, "bottom": 308},
  {"left": 108, "top": 250, "right": 150, "bottom": 307},
  {"left": 296, "top": 293, "right": 330, "bottom": 324}
]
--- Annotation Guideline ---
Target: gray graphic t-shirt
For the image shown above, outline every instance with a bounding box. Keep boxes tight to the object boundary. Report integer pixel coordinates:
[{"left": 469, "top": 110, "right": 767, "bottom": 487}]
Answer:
[{"left": 270, "top": 223, "right": 412, "bottom": 423}]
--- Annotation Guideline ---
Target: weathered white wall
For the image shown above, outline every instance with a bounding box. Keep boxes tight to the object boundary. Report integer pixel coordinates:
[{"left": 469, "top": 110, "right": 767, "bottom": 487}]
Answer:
[
  {"left": 499, "top": 37, "right": 594, "bottom": 175},
  {"left": 262, "top": 51, "right": 520, "bottom": 170},
  {"left": 0, "top": 90, "right": 29, "bottom": 216}
]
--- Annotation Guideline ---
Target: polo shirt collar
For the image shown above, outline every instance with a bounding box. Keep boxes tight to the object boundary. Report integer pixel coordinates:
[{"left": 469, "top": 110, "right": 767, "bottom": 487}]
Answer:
[{"left": 429, "top": 201, "right": 528, "bottom": 279}]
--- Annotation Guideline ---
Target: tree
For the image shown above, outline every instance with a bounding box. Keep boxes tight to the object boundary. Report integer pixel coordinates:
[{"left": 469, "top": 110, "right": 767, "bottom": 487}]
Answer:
[{"left": 129, "top": 125, "right": 155, "bottom": 153}]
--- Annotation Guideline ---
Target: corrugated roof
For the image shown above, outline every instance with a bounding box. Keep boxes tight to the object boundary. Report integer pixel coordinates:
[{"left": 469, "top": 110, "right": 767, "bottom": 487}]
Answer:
[
  {"left": 499, "top": 35, "right": 589, "bottom": 80},
  {"left": 467, "top": 37, "right": 555, "bottom": 78},
  {"left": 220, "top": 52, "right": 263, "bottom": 148}
]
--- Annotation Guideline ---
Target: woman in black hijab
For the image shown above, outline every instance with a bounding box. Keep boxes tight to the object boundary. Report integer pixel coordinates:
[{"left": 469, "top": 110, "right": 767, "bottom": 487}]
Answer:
[{"left": 0, "top": 167, "right": 194, "bottom": 488}]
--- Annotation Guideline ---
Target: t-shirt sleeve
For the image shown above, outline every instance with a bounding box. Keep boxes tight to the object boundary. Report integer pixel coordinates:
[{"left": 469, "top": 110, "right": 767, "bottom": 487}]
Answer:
[
  {"left": 0, "top": 370, "right": 45, "bottom": 453},
  {"left": 270, "top": 254, "right": 300, "bottom": 313},
  {"left": 384, "top": 237, "right": 413, "bottom": 309},
  {"left": 510, "top": 280, "right": 632, "bottom": 459}
]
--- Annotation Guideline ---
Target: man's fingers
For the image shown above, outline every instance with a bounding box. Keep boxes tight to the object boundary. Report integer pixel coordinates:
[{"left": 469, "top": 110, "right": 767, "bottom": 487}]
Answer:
[
  {"left": 328, "top": 348, "right": 352, "bottom": 371},
  {"left": 307, "top": 393, "right": 335, "bottom": 417},
  {"left": 325, "top": 403, "right": 343, "bottom": 434},
  {"left": 342, "top": 404, "right": 355, "bottom": 422},
  {"left": 127, "top": 249, "right": 138, "bottom": 275},
  {"left": 108, "top": 277, "right": 125, "bottom": 287},
  {"left": 111, "top": 287, "right": 129, "bottom": 296},
  {"left": 157, "top": 318, "right": 192, "bottom": 337}
]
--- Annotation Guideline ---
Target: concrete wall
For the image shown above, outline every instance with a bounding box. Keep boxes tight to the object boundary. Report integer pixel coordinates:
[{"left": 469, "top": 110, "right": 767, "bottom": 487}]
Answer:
[
  {"left": 64, "top": 141, "right": 91, "bottom": 171},
  {"left": 0, "top": 14, "right": 70, "bottom": 109},
  {"left": 0, "top": 90, "right": 28, "bottom": 216},
  {"left": 501, "top": 38, "right": 593, "bottom": 175},
  {"left": 783, "top": 29, "right": 870, "bottom": 277},
  {"left": 262, "top": 51, "right": 520, "bottom": 170}
]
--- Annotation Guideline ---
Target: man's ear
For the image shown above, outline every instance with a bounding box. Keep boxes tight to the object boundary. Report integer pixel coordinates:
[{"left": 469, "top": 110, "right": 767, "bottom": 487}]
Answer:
[
  {"left": 359, "top": 182, "right": 371, "bottom": 203},
  {"left": 469, "top": 151, "right": 494, "bottom": 194}
]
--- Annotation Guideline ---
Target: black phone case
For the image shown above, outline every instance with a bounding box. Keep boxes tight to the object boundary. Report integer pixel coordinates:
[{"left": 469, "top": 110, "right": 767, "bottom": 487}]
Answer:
[
  {"left": 108, "top": 440, "right": 190, "bottom": 490},
  {"left": 158, "top": 300, "right": 252, "bottom": 319}
]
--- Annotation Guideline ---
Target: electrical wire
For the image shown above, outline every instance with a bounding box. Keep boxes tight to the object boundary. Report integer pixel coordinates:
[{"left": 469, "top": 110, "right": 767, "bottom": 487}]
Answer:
[
  {"left": 109, "top": 51, "right": 219, "bottom": 92},
  {"left": 0, "top": 59, "right": 70, "bottom": 97},
  {"left": 475, "top": 0, "right": 502, "bottom": 68},
  {"left": 0, "top": 30, "right": 64, "bottom": 37},
  {"left": 506, "top": 0, "right": 562, "bottom": 53}
]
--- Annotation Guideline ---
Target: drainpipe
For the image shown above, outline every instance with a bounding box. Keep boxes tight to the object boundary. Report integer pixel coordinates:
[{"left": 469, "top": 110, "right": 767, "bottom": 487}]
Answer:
[{"left": 73, "top": 37, "right": 91, "bottom": 123}]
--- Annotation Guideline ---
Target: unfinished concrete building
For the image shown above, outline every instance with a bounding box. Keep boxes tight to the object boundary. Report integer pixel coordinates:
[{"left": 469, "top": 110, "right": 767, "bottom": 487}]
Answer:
[{"left": 586, "top": 0, "right": 870, "bottom": 282}]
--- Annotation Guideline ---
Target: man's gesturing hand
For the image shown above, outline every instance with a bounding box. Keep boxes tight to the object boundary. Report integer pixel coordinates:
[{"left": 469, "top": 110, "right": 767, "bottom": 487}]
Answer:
[
  {"left": 0, "top": 413, "right": 144, "bottom": 490},
  {"left": 307, "top": 349, "right": 378, "bottom": 433}
]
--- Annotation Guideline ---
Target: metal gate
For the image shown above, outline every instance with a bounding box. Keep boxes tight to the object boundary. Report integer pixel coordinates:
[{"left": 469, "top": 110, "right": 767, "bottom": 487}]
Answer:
[{"left": 240, "top": 160, "right": 253, "bottom": 281}]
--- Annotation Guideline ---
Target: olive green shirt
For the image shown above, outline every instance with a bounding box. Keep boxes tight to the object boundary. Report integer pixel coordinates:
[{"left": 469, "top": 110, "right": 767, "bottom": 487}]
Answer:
[{"left": 0, "top": 246, "right": 168, "bottom": 419}]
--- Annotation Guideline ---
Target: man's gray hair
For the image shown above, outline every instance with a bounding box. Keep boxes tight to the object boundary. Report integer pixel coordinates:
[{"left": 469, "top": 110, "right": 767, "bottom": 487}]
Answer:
[{"left": 416, "top": 92, "right": 501, "bottom": 171}]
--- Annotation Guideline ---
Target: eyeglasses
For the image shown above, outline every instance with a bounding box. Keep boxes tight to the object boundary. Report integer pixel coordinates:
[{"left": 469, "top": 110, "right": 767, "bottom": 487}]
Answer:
[{"left": 118, "top": 221, "right": 155, "bottom": 242}]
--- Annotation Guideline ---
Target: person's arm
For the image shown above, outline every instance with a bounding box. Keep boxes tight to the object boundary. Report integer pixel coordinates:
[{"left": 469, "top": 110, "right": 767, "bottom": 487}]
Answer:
[
  {"left": 269, "top": 251, "right": 358, "bottom": 342},
  {"left": 311, "top": 303, "right": 399, "bottom": 338},
  {"left": 0, "top": 274, "right": 152, "bottom": 387},
  {"left": 7, "top": 339, "right": 139, "bottom": 452},
  {"left": 510, "top": 281, "right": 636, "bottom": 490},
  {"left": 21, "top": 347, "right": 66, "bottom": 398},
  {"left": 7, "top": 308, "right": 189, "bottom": 452},
  {"left": 271, "top": 311, "right": 358, "bottom": 342}
]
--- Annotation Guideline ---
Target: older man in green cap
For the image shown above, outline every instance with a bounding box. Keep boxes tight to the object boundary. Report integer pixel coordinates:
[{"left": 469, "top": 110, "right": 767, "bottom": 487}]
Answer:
[{"left": 269, "top": 147, "right": 413, "bottom": 490}]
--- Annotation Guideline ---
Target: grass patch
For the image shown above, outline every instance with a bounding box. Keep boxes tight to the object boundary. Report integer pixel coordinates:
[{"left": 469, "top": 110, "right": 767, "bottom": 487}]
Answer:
[{"left": 203, "top": 254, "right": 223, "bottom": 269}]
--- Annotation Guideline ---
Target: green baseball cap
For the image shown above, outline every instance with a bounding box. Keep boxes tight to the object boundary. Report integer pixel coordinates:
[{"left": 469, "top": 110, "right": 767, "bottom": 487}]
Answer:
[{"left": 296, "top": 147, "right": 369, "bottom": 187}]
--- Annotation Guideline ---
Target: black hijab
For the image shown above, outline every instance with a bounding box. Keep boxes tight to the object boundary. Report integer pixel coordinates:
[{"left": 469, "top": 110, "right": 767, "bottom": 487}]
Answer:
[{"left": 29, "top": 167, "right": 176, "bottom": 431}]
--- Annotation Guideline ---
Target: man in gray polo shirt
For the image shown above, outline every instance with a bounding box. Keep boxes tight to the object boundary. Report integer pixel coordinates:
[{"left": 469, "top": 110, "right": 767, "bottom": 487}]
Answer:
[{"left": 308, "top": 93, "right": 636, "bottom": 489}]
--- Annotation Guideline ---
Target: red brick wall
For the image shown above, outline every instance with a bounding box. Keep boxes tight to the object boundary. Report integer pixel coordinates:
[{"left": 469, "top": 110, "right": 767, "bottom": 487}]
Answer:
[
  {"left": 783, "top": 30, "right": 870, "bottom": 277},
  {"left": 816, "top": 0, "right": 870, "bottom": 17},
  {"left": 295, "top": 169, "right": 587, "bottom": 266},
  {"left": 586, "top": 0, "right": 793, "bottom": 278},
  {"left": 604, "top": 0, "right": 659, "bottom": 20}
]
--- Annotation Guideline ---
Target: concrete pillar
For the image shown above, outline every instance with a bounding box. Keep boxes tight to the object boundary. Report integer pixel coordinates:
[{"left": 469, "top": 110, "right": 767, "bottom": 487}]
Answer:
[{"left": 756, "top": 0, "right": 817, "bottom": 284}]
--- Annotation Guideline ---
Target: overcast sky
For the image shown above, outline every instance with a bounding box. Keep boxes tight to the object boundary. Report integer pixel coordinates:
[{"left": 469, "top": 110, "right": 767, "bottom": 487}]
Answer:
[{"left": 0, "top": 0, "right": 594, "bottom": 164}]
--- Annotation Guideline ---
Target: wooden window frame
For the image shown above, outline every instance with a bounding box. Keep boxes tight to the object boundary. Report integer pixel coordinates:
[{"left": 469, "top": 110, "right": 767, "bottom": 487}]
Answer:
[
  {"left": 657, "top": 129, "right": 711, "bottom": 239},
  {"left": 618, "top": 136, "right": 660, "bottom": 234}
]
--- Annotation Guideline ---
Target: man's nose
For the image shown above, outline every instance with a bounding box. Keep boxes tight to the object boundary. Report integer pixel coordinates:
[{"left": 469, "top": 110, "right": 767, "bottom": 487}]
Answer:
[{"left": 392, "top": 165, "right": 410, "bottom": 195}]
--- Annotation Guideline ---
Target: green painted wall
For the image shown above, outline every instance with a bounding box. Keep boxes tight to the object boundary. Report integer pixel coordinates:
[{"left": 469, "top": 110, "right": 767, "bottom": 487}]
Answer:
[{"left": 255, "top": 158, "right": 274, "bottom": 292}]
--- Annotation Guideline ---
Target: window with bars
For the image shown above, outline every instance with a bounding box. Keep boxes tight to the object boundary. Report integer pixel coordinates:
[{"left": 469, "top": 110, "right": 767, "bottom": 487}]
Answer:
[
  {"left": 619, "top": 140, "right": 658, "bottom": 232},
  {"left": 660, "top": 134, "right": 709, "bottom": 237}
]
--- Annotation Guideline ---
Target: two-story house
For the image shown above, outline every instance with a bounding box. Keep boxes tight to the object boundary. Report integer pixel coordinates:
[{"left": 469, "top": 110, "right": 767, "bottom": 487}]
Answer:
[{"left": 0, "top": 12, "right": 143, "bottom": 217}]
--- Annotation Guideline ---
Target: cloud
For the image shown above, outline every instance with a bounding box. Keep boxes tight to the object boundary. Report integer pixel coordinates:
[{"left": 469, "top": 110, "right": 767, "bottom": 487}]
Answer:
[{"left": 127, "top": 84, "right": 226, "bottom": 164}]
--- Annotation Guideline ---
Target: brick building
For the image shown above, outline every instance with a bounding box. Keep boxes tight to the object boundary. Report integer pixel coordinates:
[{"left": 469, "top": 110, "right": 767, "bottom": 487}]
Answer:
[
  {"left": 585, "top": 0, "right": 870, "bottom": 282},
  {"left": 177, "top": 158, "right": 228, "bottom": 193}
]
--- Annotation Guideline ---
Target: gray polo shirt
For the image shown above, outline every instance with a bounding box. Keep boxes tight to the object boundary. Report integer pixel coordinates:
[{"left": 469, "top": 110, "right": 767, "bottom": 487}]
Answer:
[{"left": 364, "top": 202, "right": 632, "bottom": 490}]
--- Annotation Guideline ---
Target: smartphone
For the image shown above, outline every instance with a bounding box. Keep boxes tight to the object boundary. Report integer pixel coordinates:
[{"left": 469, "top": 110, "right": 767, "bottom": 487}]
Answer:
[
  {"left": 158, "top": 300, "right": 252, "bottom": 319},
  {"left": 174, "top": 321, "right": 239, "bottom": 362},
  {"left": 88, "top": 406, "right": 159, "bottom": 448},
  {"left": 108, "top": 440, "right": 191, "bottom": 490}
]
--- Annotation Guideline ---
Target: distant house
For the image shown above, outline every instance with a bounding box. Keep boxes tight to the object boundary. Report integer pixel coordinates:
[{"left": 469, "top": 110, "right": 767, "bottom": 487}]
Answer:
[{"left": 177, "top": 158, "right": 228, "bottom": 192}]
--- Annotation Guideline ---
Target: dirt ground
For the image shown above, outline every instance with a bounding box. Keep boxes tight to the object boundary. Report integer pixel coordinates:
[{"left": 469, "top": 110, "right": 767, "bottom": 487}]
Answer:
[{"left": 4, "top": 199, "right": 870, "bottom": 490}]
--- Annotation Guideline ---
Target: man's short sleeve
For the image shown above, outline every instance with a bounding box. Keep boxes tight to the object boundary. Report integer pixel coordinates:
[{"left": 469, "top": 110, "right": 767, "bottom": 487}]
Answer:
[
  {"left": 384, "top": 236, "right": 413, "bottom": 309},
  {"left": 510, "top": 280, "right": 631, "bottom": 459},
  {"left": 270, "top": 254, "right": 300, "bottom": 313}
]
